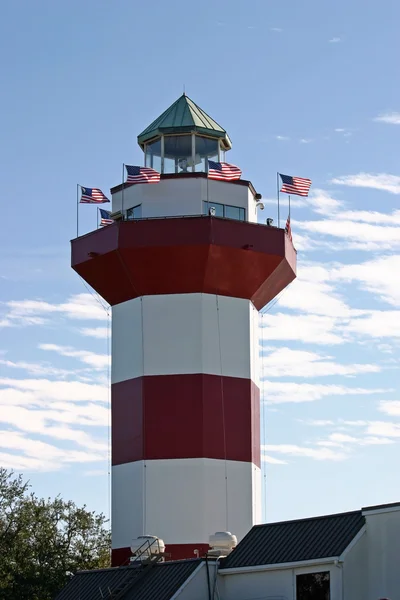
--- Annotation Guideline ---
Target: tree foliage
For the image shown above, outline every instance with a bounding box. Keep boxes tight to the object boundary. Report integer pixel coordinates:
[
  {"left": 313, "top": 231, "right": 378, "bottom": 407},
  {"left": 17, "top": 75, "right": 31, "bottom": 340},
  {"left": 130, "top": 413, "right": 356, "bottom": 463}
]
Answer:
[{"left": 0, "top": 468, "right": 110, "bottom": 600}]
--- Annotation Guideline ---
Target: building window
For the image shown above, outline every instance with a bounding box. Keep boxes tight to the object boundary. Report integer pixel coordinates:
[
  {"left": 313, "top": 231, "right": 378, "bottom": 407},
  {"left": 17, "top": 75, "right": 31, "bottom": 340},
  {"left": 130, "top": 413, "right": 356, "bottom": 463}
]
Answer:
[
  {"left": 203, "top": 201, "right": 245, "bottom": 221},
  {"left": 126, "top": 204, "right": 142, "bottom": 220},
  {"left": 296, "top": 571, "right": 330, "bottom": 600}
]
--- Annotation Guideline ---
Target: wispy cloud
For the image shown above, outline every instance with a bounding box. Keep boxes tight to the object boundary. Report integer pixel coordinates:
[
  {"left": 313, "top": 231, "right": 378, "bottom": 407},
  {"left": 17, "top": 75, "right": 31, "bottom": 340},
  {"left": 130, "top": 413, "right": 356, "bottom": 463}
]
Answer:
[
  {"left": 263, "top": 444, "right": 347, "bottom": 461},
  {"left": 379, "top": 400, "right": 400, "bottom": 417},
  {"left": 374, "top": 112, "right": 400, "bottom": 125},
  {"left": 329, "top": 37, "right": 342, "bottom": 43},
  {"left": 262, "top": 347, "right": 380, "bottom": 378},
  {"left": 79, "top": 327, "right": 109, "bottom": 339},
  {"left": 275, "top": 135, "right": 290, "bottom": 141},
  {"left": 262, "top": 381, "right": 388, "bottom": 404},
  {"left": 262, "top": 454, "right": 288, "bottom": 465},
  {"left": 39, "top": 343, "right": 109, "bottom": 369},
  {"left": 331, "top": 173, "right": 400, "bottom": 194},
  {"left": 1, "top": 293, "right": 109, "bottom": 329},
  {"left": 270, "top": 27, "right": 282, "bottom": 32}
]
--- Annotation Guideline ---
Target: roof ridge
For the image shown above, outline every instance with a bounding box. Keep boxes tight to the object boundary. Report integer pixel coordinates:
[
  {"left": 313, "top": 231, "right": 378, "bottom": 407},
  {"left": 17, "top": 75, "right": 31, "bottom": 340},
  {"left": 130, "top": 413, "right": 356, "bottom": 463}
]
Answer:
[{"left": 253, "top": 509, "right": 363, "bottom": 529}]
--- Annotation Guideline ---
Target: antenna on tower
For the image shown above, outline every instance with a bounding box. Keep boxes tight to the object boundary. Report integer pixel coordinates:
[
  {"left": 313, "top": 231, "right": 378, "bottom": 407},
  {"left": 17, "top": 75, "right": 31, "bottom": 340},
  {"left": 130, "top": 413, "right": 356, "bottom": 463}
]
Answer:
[{"left": 183, "top": 83, "right": 186, "bottom": 95}]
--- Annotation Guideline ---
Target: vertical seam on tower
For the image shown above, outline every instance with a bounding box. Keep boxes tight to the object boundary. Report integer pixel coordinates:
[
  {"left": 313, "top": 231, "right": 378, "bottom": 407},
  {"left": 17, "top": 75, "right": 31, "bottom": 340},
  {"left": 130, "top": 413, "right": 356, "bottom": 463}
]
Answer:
[
  {"left": 141, "top": 296, "right": 146, "bottom": 535},
  {"left": 215, "top": 294, "right": 229, "bottom": 531},
  {"left": 261, "top": 311, "right": 267, "bottom": 522}
]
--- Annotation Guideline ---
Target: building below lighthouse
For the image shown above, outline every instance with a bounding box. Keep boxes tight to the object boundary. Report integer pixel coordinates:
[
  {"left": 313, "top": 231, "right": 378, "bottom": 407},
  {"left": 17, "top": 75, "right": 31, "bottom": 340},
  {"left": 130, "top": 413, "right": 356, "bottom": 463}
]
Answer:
[{"left": 71, "top": 94, "right": 296, "bottom": 566}]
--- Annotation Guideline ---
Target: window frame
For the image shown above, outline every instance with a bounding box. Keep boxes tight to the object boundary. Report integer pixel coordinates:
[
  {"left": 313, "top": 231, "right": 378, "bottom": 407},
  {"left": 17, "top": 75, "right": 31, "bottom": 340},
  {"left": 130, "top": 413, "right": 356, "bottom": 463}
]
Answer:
[
  {"left": 203, "top": 201, "right": 245, "bottom": 222},
  {"left": 126, "top": 204, "right": 142, "bottom": 220},
  {"left": 295, "top": 569, "right": 331, "bottom": 600}
]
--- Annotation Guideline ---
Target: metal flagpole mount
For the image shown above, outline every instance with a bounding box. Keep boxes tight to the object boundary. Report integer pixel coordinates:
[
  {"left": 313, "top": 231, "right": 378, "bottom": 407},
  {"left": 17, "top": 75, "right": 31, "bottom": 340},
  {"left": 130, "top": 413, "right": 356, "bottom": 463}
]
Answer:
[
  {"left": 276, "top": 172, "right": 281, "bottom": 229},
  {"left": 121, "top": 163, "right": 125, "bottom": 218},
  {"left": 76, "top": 184, "right": 80, "bottom": 238}
]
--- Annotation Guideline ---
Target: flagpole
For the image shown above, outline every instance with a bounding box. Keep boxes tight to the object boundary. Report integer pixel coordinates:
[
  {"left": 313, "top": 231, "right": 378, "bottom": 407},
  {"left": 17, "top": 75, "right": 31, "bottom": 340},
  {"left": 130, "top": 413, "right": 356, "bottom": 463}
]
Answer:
[
  {"left": 121, "top": 163, "right": 125, "bottom": 218},
  {"left": 276, "top": 172, "right": 280, "bottom": 228},
  {"left": 76, "top": 184, "right": 80, "bottom": 238}
]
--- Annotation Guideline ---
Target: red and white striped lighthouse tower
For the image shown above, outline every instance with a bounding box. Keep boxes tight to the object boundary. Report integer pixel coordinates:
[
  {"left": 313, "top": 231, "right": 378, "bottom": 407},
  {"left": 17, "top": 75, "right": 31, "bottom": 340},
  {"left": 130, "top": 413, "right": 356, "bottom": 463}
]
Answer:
[{"left": 71, "top": 95, "right": 296, "bottom": 566}]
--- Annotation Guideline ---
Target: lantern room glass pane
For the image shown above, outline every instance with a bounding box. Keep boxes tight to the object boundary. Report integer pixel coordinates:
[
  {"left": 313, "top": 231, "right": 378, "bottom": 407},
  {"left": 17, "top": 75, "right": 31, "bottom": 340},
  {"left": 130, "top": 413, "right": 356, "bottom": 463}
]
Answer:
[
  {"left": 195, "top": 136, "right": 219, "bottom": 172},
  {"left": 145, "top": 139, "right": 161, "bottom": 172},
  {"left": 219, "top": 145, "right": 226, "bottom": 162},
  {"left": 164, "top": 135, "right": 193, "bottom": 174}
]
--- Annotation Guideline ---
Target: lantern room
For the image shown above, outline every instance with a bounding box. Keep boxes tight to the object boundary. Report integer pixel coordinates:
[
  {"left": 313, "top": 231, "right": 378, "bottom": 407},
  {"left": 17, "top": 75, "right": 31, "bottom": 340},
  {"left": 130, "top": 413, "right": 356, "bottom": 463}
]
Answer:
[{"left": 137, "top": 94, "right": 232, "bottom": 174}]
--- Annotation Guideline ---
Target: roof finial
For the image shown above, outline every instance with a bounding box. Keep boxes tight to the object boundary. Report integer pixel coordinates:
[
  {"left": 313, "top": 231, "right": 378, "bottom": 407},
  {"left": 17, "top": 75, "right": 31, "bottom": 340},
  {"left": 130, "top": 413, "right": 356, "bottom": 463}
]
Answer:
[{"left": 183, "top": 83, "right": 186, "bottom": 96}]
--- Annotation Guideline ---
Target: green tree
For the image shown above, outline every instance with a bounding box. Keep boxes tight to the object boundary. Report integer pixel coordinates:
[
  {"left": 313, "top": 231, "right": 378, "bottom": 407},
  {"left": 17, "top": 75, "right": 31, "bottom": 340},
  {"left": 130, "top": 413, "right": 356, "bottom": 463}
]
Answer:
[{"left": 0, "top": 468, "right": 110, "bottom": 600}]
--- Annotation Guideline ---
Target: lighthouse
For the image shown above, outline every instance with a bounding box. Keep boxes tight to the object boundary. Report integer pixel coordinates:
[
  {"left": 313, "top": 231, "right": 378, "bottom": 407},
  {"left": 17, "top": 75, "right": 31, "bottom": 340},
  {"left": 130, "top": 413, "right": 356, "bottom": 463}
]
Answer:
[{"left": 71, "top": 94, "right": 296, "bottom": 566}]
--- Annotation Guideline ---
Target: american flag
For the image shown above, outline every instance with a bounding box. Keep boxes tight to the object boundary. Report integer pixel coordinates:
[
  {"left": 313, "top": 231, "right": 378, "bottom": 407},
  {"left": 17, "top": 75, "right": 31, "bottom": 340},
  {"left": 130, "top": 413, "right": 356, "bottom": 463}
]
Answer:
[
  {"left": 80, "top": 187, "right": 110, "bottom": 204},
  {"left": 279, "top": 174, "right": 312, "bottom": 197},
  {"left": 99, "top": 208, "right": 114, "bottom": 226},
  {"left": 125, "top": 165, "right": 160, "bottom": 184},
  {"left": 208, "top": 161, "right": 242, "bottom": 181},
  {"left": 285, "top": 215, "right": 293, "bottom": 242}
]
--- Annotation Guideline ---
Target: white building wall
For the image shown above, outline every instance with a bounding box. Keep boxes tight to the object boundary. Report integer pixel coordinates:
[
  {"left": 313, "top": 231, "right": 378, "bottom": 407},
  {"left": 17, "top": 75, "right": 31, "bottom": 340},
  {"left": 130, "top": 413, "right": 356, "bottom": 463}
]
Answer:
[
  {"left": 170, "top": 562, "right": 216, "bottom": 600},
  {"left": 363, "top": 506, "right": 400, "bottom": 600},
  {"left": 111, "top": 177, "right": 258, "bottom": 223},
  {"left": 342, "top": 529, "right": 368, "bottom": 600},
  {"left": 112, "top": 459, "right": 261, "bottom": 550},
  {"left": 220, "top": 563, "right": 341, "bottom": 600},
  {"left": 111, "top": 294, "right": 260, "bottom": 385}
]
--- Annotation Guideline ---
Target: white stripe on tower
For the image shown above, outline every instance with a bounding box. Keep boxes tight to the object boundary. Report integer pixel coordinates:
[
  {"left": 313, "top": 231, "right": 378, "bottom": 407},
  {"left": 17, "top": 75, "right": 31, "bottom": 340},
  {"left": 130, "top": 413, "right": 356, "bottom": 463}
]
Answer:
[{"left": 111, "top": 293, "right": 260, "bottom": 384}]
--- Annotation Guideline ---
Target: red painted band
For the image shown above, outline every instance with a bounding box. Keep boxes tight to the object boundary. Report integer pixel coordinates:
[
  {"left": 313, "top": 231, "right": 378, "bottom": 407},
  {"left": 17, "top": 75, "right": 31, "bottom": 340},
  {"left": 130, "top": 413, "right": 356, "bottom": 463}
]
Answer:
[
  {"left": 111, "top": 543, "right": 211, "bottom": 567},
  {"left": 111, "top": 374, "right": 260, "bottom": 468},
  {"left": 71, "top": 216, "right": 296, "bottom": 310}
]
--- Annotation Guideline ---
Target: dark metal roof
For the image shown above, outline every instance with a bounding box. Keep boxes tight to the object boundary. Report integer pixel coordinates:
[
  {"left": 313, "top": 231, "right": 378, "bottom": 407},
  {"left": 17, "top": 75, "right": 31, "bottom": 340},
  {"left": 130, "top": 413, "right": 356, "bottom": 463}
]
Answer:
[
  {"left": 221, "top": 510, "right": 366, "bottom": 569},
  {"left": 54, "top": 559, "right": 201, "bottom": 600}
]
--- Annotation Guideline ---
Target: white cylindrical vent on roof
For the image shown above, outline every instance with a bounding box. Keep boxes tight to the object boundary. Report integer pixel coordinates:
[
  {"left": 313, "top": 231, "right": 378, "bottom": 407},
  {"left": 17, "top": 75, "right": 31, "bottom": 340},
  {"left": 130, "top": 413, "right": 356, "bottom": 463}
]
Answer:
[{"left": 209, "top": 531, "right": 237, "bottom": 555}]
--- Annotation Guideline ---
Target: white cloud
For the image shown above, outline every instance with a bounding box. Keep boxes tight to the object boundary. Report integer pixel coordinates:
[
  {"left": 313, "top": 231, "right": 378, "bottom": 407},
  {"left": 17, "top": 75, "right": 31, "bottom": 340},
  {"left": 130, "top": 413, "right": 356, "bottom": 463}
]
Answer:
[
  {"left": 263, "top": 444, "right": 347, "bottom": 461},
  {"left": 271, "top": 27, "right": 283, "bottom": 32},
  {"left": 262, "top": 381, "right": 387, "bottom": 404},
  {"left": 80, "top": 327, "right": 109, "bottom": 339},
  {"left": 319, "top": 432, "right": 394, "bottom": 447},
  {"left": 329, "top": 37, "right": 341, "bottom": 43},
  {"left": 331, "top": 173, "right": 400, "bottom": 195},
  {"left": 307, "top": 190, "right": 343, "bottom": 215},
  {"left": 0, "top": 377, "right": 107, "bottom": 403},
  {"left": 332, "top": 255, "right": 400, "bottom": 306},
  {"left": 0, "top": 430, "right": 106, "bottom": 471},
  {"left": 39, "top": 343, "right": 109, "bottom": 369},
  {"left": 0, "top": 358, "right": 73, "bottom": 378},
  {"left": 275, "top": 135, "right": 290, "bottom": 141},
  {"left": 261, "top": 312, "right": 343, "bottom": 345},
  {"left": 365, "top": 421, "right": 400, "bottom": 438},
  {"left": 296, "top": 219, "right": 400, "bottom": 248},
  {"left": 1, "top": 293, "right": 108, "bottom": 329},
  {"left": 379, "top": 400, "right": 400, "bottom": 417},
  {"left": 300, "top": 138, "right": 312, "bottom": 144},
  {"left": 374, "top": 112, "right": 400, "bottom": 125},
  {"left": 262, "top": 454, "right": 288, "bottom": 465},
  {"left": 262, "top": 347, "right": 380, "bottom": 378},
  {"left": 345, "top": 311, "right": 400, "bottom": 339},
  {"left": 335, "top": 209, "right": 400, "bottom": 224}
]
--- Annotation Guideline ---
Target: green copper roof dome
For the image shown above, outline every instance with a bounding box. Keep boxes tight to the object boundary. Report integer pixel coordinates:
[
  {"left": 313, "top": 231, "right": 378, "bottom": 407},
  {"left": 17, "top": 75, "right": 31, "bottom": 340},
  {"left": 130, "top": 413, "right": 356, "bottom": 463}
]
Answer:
[{"left": 137, "top": 94, "right": 232, "bottom": 150}]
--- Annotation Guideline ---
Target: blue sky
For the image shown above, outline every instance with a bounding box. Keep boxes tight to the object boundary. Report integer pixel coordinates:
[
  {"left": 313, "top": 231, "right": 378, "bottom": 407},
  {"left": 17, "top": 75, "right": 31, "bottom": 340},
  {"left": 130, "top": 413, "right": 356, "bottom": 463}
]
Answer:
[{"left": 1, "top": 0, "right": 400, "bottom": 526}]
